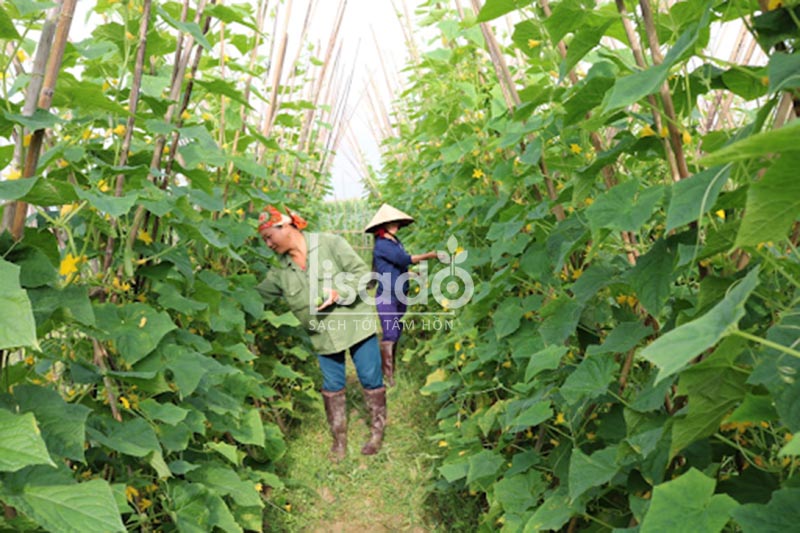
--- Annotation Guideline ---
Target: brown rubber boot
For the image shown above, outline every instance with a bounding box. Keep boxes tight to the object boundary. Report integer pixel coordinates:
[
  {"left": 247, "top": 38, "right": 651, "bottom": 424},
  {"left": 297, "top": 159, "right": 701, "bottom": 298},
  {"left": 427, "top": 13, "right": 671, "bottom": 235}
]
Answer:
[
  {"left": 379, "top": 341, "right": 396, "bottom": 387},
  {"left": 361, "top": 386, "right": 387, "bottom": 455},
  {"left": 322, "top": 389, "right": 347, "bottom": 462}
]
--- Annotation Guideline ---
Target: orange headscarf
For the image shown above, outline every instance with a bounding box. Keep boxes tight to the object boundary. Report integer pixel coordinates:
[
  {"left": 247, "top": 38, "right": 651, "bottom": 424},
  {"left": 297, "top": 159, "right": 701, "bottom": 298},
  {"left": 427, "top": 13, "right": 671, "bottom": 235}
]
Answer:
[{"left": 258, "top": 205, "right": 308, "bottom": 232}]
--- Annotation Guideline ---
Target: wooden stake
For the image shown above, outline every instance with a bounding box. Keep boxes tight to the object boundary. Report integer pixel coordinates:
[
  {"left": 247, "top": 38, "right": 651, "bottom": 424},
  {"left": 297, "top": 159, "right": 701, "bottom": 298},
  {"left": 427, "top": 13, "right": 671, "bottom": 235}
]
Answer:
[{"left": 11, "top": 0, "right": 77, "bottom": 240}]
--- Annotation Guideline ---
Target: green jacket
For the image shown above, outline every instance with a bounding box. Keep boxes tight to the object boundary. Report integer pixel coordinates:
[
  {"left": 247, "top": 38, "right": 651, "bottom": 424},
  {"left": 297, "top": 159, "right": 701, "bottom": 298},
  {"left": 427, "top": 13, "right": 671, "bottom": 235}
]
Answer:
[{"left": 256, "top": 232, "right": 377, "bottom": 355}]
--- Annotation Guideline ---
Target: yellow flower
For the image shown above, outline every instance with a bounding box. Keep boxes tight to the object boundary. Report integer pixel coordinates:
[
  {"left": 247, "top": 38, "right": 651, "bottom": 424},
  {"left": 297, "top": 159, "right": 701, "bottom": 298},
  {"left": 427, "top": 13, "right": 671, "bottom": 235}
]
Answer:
[
  {"left": 715, "top": 209, "right": 726, "bottom": 220},
  {"left": 138, "top": 229, "right": 153, "bottom": 245},
  {"left": 59, "top": 253, "right": 84, "bottom": 277},
  {"left": 639, "top": 124, "right": 655, "bottom": 137},
  {"left": 682, "top": 131, "right": 692, "bottom": 144},
  {"left": 626, "top": 295, "right": 637, "bottom": 308},
  {"left": 767, "top": 0, "right": 783, "bottom": 10},
  {"left": 126, "top": 31, "right": 135, "bottom": 40},
  {"left": 438, "top": 440, "right": 448, "bottom": 447},
  {"left": 119, "top": 396, "right": 130, "bottom": 409},
  {"left": 284, "top": 503, "right": 292, "bottom": 512},
  {"left": 60, "top": 203, "right": 78, "bottom": 217},
  {"left": 181, "top": 110, "right": 191, "bottom": 121},
  {"left": 761, "top": 76, "right": 769, "bottom": 86},
  {"left": 17, "top": 50, "right": 27, "bottom": 62},
  {"left": 111, "top": 277, "right": 131, "bottom": 292},
  {"left": 97, "top": 179, "right": 111, "bottom": 192},
  {"left": 584, "top": 197, "right": 594, "bottom": 206},
  {"left": 112, "top": 124, "right": 126, "bottom": 136},
  {"left": 25, "top": 355, "right": 35, "bottom": 366},
  {"left": 571, "top": 268, "right": 583, "bottom": 280},
  {"left": 528, "top": 39, "right": 541, "bottom": 49},
  {"left": 82, "top": 128, "right": 93, "bottom": 140},
  {"left": 254, "top": 483, "right": 263, "bottom": 492},
  {"left": 6, "top": 169, "right": 22, "bottom": 181},
  {"left": 555, "top": 412, "right": 566, "bottom": 425},
  {"left": 125, "top": 485, "right": 139, "bottom": 501},
  {"left": 139, "top": 316, "right": 147, "bottom": 328},
  {"left": 569, "top": 143, "right": 582, "bottom": 154},
  {"left": 139, "top": 498, "right": 152, "bottom": 511},
  {"left": 23, "top": 134, "right": 32, "bottom": 147},
  {"left": 454, "top": 342, "right": 462, "bottom": 352},
  {"left": 659, "top": 126, "right": 669, "bottom": 138},
  {"left": 472, "top": 168, "right": 484, "bottom": 179},
  {"left": 502, "top": 360, "right": 512, "bottom": 368}
]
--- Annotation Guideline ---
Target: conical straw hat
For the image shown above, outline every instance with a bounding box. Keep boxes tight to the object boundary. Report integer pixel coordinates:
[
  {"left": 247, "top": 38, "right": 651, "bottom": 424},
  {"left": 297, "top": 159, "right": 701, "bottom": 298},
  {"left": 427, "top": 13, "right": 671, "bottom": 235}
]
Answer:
[{"left": 364, "top": 203, "right": 414, "bottom": 233}]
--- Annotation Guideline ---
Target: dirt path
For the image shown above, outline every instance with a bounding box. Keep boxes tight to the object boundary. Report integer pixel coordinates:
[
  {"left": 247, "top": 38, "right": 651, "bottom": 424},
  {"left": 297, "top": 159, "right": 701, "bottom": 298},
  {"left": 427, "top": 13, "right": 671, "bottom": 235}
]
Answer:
[{"left": 265, "top": 368, "right": 442, "bottom": 532}]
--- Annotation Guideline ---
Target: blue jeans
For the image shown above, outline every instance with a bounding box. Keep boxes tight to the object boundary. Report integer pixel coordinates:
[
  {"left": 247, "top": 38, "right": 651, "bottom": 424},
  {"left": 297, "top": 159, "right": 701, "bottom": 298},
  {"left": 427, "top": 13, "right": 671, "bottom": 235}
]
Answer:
[
  {"left": 376, "top": 298, "right": 407, "bottom": 342},
  {"left": 318, "top": 335, "right": 383, "bottom": 392}
]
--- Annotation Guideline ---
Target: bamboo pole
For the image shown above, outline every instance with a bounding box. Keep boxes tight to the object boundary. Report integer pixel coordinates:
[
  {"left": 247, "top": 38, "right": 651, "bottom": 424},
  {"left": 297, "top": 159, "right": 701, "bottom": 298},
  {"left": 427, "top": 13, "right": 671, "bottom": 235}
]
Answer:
[
  {"left": 102, "top": 0, "right": 153, "bottom": 272},
  {"left": 638, "top": 0, "right": 690, "bottom": 180},
  {"left": 613, "top": 0, "right": 681, "bottom": 182},
  {"left": 1, "top": 5, "right": 59, "bottom": 233},
  {"left": 468, "top": 0, "right": 565, "bottom": 220},
  {"left": 11, "top": 0, "right": 77, "bottom": 240}
]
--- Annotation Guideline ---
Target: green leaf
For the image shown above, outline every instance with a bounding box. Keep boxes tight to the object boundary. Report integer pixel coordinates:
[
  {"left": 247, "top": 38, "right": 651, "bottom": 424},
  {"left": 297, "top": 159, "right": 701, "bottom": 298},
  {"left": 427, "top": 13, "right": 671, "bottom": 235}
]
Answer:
[
  {"left": 187, "top": 466, "right": 263, "bottom": 508},
  {"left": 568, "top": 445, "right": 619, "bottom": 500},
  {"left": 725, "top": 394, "right": 778, "bottom": 424},
  {"left": 206, "top": 442, "right": 240, "bottom": 465},
  {"left": 640, "top": 469, "right": 737, "bottom": 533},
  {"left": 20, "top": 176, "right": 78, "bottom": 206},
  {"left": 624, "top": 238, "right": 677, "bottom": 316},
  {"left": 504, "top": 400, "right": 552, "bottom": 432},
  {"left": 665, "top": 165, "right": 732, "bottom": 232},
  {"left": 86, "top": 417, "right": 161, "bottom": 458},
  {"left": 560, "top": 353, "right": 616, "bottom": 406},
  {"left": 4, "top": 109, "right": 61, "bottom": 130},
  {"left": 466, "top": 449, "right": 504, "bottom": 487},
  {"left": 139, "top": 399, "right": 189, "bottom": 425},
  {"left": 94, "top": 303, "right": 176, "bottom": 365},
  {"left": 545, "top": 1, "right": 588, "bottom": 43},
  {"left": 156, "top": 5, "right": 212, "bottom": 50},
  {"left": 0, "top": 176, "right": 38, "bottom": 200},
  {"left": 670, "top": 337, "right": 748, "bottom": 457},
  {"left": 587, "top": 322, "right": 653, "bottom": 356},
  {"left": 0, "top": 410, "right": 56, "bottom": 472},
  {"left": 3, "top": 479, "right": 126, "bottom": 533},
  {"left": 524, "top": 487, "right": 584, "bottom": 532},
  {"left": 586, "top": 181, "right": 664, "bottom": 232},
  {"left": 74, "top": 187, "right": 138, "bottom": 217},
  {"left": 494, "top": 472, "right": 546, "bottom": 513},
  {"left": 640, "top": 267, "right": 760, "bottom": 383},
  {"left": 0, "top": 4, "right": 21, "bottom": 38},
  {"left": 778, "top": 435, "right": 800, "bottom": 457},
  {"left": 263, "top": 309, "right": 300, "bottom": 328},
  {"left": 15, "top": 385, "right": 91, "bottom": 462},
  {"left": 525, "top": 345, "right": 566, "bottom": 382},
  {"left": 476, "top": 0, "right": 533, "bottom": 22},
  {"left": 700, "top": 118, "right": 800, "bottom": 166},
  {"left": 0, "top": 258, "right": 37, "bottom": 350},
  {"left": 539, "top": 298, "right": 583, "bottom": 346},
  {"left": 732, "top": 488, "right": 800, "bottom": 533},
  {"left": 767, "top": 51, "right": 800, "bottom": 93},
  {"left": 562, "top": 20, "right": 614, "bottom": 76},
  {"left": 494, "top": 297, "right": 524, "bottom": 339},
  {"left": 735, "top": 152, "right": 800, "bottom": 247},
  {"left": 228, "top": 408, "right": 265, "bottom": 447}
]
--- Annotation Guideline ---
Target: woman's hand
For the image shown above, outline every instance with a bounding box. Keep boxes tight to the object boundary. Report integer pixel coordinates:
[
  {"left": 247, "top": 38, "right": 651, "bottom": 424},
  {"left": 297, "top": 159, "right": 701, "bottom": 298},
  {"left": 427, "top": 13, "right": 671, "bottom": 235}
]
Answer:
[{"left": 316, "top": 288, "right": 339, "bottom": 311}]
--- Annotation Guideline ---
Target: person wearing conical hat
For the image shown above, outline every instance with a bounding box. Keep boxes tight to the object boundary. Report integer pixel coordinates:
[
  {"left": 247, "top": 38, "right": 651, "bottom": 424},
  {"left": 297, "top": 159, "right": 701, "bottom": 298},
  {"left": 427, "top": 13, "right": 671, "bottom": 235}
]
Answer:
[
  {"left": 256, "top": 205, "right": 386, "bottom": 462},
  {"left": 365, "top": 204, "right": 438, "bottom": 387}
]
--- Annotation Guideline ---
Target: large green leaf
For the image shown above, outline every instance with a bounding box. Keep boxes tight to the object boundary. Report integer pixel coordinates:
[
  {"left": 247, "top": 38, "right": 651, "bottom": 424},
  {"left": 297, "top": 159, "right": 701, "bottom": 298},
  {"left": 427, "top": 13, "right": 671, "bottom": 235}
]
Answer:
[
  {"left": 560, "top": 353, "right": 616, "bottom": 406},
  {"left": 700, "top": 118, "right": 800, "bottom": 166},
  {"left": 732, "top": 488, "right": 800, "bottom": 533},
  {"left": 0, "top": 410, "right": 56, "bottom": 472},
  {"left": 74, "top": 186, "right": 139, "bottom": 217},
  {"left": 93, "top": 302, "right": 176, "bottom": 365},
  {"left": 670, "top": 337, "right": 748, "bottom": 457},
  {"left": 640, "top": 469, "right": 737, "bottom": 533},
  {"left": 0, "top": 176, "right": 39, "bottom": 200},
  {"left": 624, "top": 238, "right": 677, "bottom": 316},
  {"left": 2, "top": 479, "right": 125, "bottom": 533},
  {"left": 568, "top": 445, "right": 619, "bottom": 500},
  {"left": 0, "top": 4, "right": 21, "bottom": 38},
  {"left": 767, "top": 51, "right": 800, "bottom": 93},
  {"left": 187, "top": 466, "right": 263, "bottom": 508},
  {"left": 494, "top": 297, "right": 524, "bottom": 339},
  {"left": 665, "top": 165, "right": 732, "bottom": 232},
  {"left": 539, "top": 297, "right": 583, "bottom": 346},
  {"left": 86, "top": 417, "right": 161, "bottom": 458},
  {"left": 586, "top": 181, "right": 664, "bottom": 232},
  {"left": 0, "top": 258, "right": 37, "bottom": 350},
  {"left": 735, "top": 152, "right": 800, "bottom": 247},
  {"left": 476, "top": 0, "right": 534, "bottom": 22},
  {"left": 14, "top": 385, "right": 91, "bottom": 462},
  {"left": 524, "top": 487, "right": 584, "bottom": 532},
  {"left": 640, "top": 267, "right": 760, "bottom": 383},
  {"left": 466, "top": 449, "right": 505, "bottom": 487}
]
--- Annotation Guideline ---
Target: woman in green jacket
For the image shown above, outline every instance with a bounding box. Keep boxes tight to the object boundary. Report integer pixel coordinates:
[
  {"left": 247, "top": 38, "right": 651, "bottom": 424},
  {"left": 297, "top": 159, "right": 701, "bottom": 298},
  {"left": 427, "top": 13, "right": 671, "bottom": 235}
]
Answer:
[{"left": 256, "top": 205, "right": 385, "bottom": 462}]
